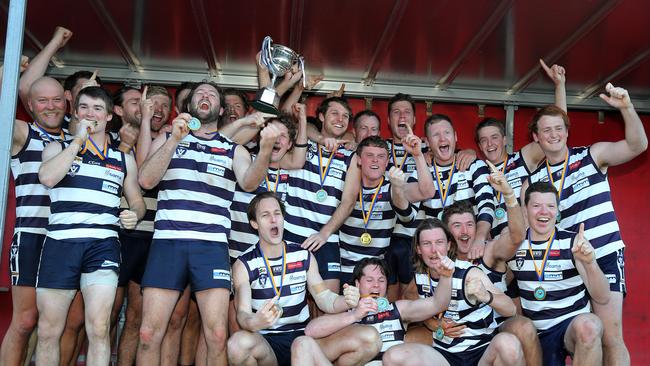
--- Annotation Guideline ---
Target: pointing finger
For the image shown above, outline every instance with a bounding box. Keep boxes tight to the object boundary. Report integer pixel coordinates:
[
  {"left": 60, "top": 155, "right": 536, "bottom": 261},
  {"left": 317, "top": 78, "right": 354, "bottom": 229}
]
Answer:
[
  {"left": 485, "top": 159, "right": 498, "bottom": 173},
  {"left": 89, "top": 69, "right": 97, "bottom": 81},
  {"left": 142, "top": 85, "right": 148, "bottom": 100},
  {"left": 539, "top": 59, "right": 551, "bottom": 73}
]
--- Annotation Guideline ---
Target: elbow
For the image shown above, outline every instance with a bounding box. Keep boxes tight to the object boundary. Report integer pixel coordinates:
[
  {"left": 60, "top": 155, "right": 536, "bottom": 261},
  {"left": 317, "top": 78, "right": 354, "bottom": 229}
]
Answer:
[
  {"left": 138, "top": 174, "right": 154, "bottom": 190},
  {"left": 38, "top": 171, "right": 56, "bottom": 188}
]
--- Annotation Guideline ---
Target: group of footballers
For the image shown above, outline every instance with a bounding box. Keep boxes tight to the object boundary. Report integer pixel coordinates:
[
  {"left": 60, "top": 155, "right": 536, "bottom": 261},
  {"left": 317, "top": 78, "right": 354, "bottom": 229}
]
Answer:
[{"left": 0, "top": 26, "right": 647, "bottom": 366}]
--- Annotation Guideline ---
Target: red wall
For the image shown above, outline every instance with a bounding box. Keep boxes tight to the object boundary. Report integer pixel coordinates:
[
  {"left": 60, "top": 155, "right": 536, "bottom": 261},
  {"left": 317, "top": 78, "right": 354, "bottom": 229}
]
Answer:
[{"left": 1, "top": 93, "right": 648, "bottom": 363}]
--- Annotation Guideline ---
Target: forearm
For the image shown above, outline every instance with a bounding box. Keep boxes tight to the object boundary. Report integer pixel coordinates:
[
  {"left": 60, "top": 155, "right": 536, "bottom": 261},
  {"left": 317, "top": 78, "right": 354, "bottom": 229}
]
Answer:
[
  {"left": 621, "top": 106, "right": 648, "bottom": 153},
  {"left": 475, "top": 221, "right": 491, "bottom": 243},
  {"left": 281, "top": 83, "right": 304, "bottom": 113},
  {"left": 554, "top": 82, "right": 567, "bottom": 112},
  {"left": 305, "top": 312, "right": 356, "bottom": 338},
  {"left": 280, "top": 114, "right": 308, "bottom": 169},
  {"left": 237, "top": 312, "right": 264, "bottom": 332},
  {"left": 129, "top": 199, "right": 146, "bottom": 221},
  {"left": 580, "top": 261, "right": 610, "bottom": 305},
  {"left": 39, "top": 139, "right": 82, "bottom": 187},
  {"left": 504, "top": 192, "right": 525, "bottom": 243},
  {"left": 135, "top": 119, "right": 153, "bottom": 167},
  {"left": 319, "top": 195, "right": 354, "bottom": 238},
  {"left": 18, "top": 41, "right": 59, "bottom": 103},
  {"left": 486, "top": 292, "right": 516, "bottom": 317},
  {"left": 138, "top": 138, "right": 176, "bottom": 189},
  {"left": 240, "top": 148, "right": 272, "bottom": 192}
]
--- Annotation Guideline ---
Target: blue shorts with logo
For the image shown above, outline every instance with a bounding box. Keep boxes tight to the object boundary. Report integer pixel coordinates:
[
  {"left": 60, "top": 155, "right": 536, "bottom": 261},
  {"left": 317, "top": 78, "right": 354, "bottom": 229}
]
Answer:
[
  {"left": 262, "top": 330, "right": 305, "bottom": 366},
  {"left": 10, "top": 231, "right": 46, "bottom": 286},
  {"left": 538, "top": 316, "right": 573, "bottom": 366},
  {"left": 36, "top": 236, "right": 121, "bottom": 289},
  {"left": 597, "top": 248, "right": 626, "bottom": 294},
  {"left": 141, "top": 239, "right": 231, "bottom": 292}
]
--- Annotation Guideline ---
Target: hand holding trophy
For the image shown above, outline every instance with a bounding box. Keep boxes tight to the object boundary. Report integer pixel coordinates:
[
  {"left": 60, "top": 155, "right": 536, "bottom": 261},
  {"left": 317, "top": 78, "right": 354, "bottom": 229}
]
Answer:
[{"left": 252, "top": 36, "right": 305, "bottom": 115}]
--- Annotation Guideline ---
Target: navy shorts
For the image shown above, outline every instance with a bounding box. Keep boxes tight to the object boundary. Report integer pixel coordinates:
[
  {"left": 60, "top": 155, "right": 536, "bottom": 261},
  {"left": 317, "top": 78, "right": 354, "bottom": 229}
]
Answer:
[
  {"left": 118, "top": 231, "right": 153, "bottom": 286},
  {"left": 262, "top": 330, "right": 305, "bottom": 366},
  {"left": 36, "top": 236, "right": 121, "bottom": 289},
  {"left": 436, "top": 344, "right": 487, "bottom": 366},
  {"left": 141, "top": 239, "right": 231, "bottom": 292},
  {"left": 313, "top": 240, "right": 341, "bottom": 281},
  {"left": 386, "top": 234, "right": 414, "bottom": 285},
  {"left": 9, "top": 232, "right": 46, "bottom": 286},
  {"left": 538, "top": 316, "right": 573, "bottom": 366},
  {"left": 597, "top": 248, "right": 626, "bottom": 294}
]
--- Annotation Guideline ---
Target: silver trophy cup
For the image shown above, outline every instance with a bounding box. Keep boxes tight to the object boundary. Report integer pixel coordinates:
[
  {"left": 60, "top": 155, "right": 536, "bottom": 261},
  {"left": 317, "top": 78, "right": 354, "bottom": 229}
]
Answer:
[{"left": 252, "top": 36, "right": 305, "bottom": 115}]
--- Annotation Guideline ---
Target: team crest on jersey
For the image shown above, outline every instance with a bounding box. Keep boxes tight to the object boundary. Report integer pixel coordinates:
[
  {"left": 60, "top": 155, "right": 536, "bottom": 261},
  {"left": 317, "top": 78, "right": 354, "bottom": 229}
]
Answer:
[
  {"left": 175, "top": 147, "right": 187, "bottom": 157},
  {"left": 258, "top": 267, "right": 268, "bottom": 286},
  {"left": 515, "top": 257, "right": 525, "bottom": 270},
  {"left": 68, "top": 163, "right": 80, "bottom": 177}
]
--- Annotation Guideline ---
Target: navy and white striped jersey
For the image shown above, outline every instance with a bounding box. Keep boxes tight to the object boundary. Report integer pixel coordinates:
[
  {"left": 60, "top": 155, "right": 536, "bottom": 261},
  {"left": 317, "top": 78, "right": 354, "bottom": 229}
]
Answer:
[
  {"left": 120, "top": 186, "right": 158, "bottom": 234},
  {"left": 154, "top": 132, "right": 237, "bottom": 243},
  {"left": 414, "top": 260, "right": 496, "bottom": 353},
  {"left": 490, "top": 152, "right": 531, "bottom": 238},
  {"left": 527, "top": 146, "right": 624, "bottom": 259},
  {"left": 358, "top": 302, "right": 406, "bottom": 360},
  {"left": 47, "top": 139, "right": 126, "bottom": 240},
  {"left": 284, "top": 141, "right": 354, "bottom": 244},
  {"left": 508, "top": 228, "right": 590, "bottom": 331},
  {"left": 412, "top": 159, "right": 495, "bottom": 224},
  {"left": 239, "top": 242, "right": 311, "bottom": 334},
  {"left": 339, "top": 180, "right": 415, "bottom": 274},
  {"left": 11, "top": 123, "right": 71, "bottom": 235},
  {"left": 387, "top": 139, "right": 426, "bottom": 238},
  {"left": 229, "top": 166, "right": 289, "bottom": 260}
]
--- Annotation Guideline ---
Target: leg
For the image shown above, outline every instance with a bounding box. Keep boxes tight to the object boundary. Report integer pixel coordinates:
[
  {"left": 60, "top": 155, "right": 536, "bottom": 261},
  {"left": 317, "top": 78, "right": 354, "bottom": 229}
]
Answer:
[
  {"left": 499, "top": 315, "right": 542, "bottom": 366},
  {"left": 403, "top": 324, "right": 432, "bottom": 345},
  {"left": 592, "top": 292, "right": 629, "bottom": 366},
  {"left": 291, "top": 336, "right": 332, "bottom": 366},
  {"left": 136, "top": 288, "right": 182, "bottom": 365},
  {"left": 316, "top": 324, "right": 381, "bottom": 366},
  {"left": 59, "top": 292, "right": 85, "bottom": 366},
  {"left": 0, "top": 286, "right": 39, "bottom": 366},
  {"left": 195, "top": 288, "right": 230, "bottom": 366},
  {"left": 34, "top": 288, "right": 77, "bottom": 366},
  {"left": 161, "top": 286, "right": 191, "bottom": 366},
  {"left": 226, "top": 330, "right": 277, "bottom": 366},
  {"left": 110, "top": 286, "right": 126, "bottom": 343},
  {"left": 118, "top": 281, "right": 144, "bottom": 366},
  {"left": 383, "top": 343, "right": 449, "bottom": 366},
  {"left": 81, "top": 270, "right": 118, "bottom": 366},
  {"left": 478, "top": 332, "right": 524, "bottom": 366},
  {"left": 195, "top": 327, "right": 207, "bottom": 366},
  {"left": 180, "top": 298, "right": 202, "bottom": 365},
  {"left": 565, "top": 313, "right": 604, "bottom": 366}
]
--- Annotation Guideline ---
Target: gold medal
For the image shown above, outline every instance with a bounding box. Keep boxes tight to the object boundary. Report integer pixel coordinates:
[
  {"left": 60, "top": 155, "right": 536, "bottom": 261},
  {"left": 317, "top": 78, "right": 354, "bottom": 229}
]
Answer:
[
  {"left": 273, "top": 303, "right": 284, "bottom": 317},
  {"left": 360, "top": 232, "right": 372, "bottom": 245}
]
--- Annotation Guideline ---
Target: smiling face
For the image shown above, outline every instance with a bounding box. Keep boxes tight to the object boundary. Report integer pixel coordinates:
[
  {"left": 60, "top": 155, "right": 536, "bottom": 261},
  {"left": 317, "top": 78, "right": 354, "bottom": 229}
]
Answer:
[
  {"left": 355, "top": 264, "right": 388, "bottom": 298},
  {"left": 426, "top": 119, "right": 457, "bottom": 165},
  {"left": 533, "top": 115, "right": 568, "bottom": 157},
  {"left": 319, "top": 101, "right": 350, "bottom": 139},
  {"left": 358, "top": 145, "right": 389, "bottom": 185},
  {"left": 189, "top": 84, "right": 222, "bottom": 123},
  {"left": 150, "top": 94, "right": 171, "bottom": 132},
  {"left": 388, "top": 100, "right": 415, "bottom": 142},
  {"left": 269, "top": 120, "right": 293, "bottom": 163},
  {"left": 446, "top": 212, "right": 475, "bottom": 258},
  {"left": 526, "top": 191, "right": 558, "bottom": 238},
  {"left": 354, "top": 114, "right": 380, "bottom": 143},
  {"left": 115, "top": 89, "right": 142, "bottom": 126},
  {"left": 224, "top": 94, "right": 248, "bottom": 123},
  {"left": 477, "top": 125, "right": 507, "bottom": 164},
  {"left": 28, "top": 78, "right": 66, "bottom": 131},
  {"left": 250, "top": 197, "right": 285, "bottom": 247},
  {"left": 75, "top": 95, "right": 112, "bottom": 134},
  {"left": 416, "top": 228, "right": 451, "bottom": 271}
]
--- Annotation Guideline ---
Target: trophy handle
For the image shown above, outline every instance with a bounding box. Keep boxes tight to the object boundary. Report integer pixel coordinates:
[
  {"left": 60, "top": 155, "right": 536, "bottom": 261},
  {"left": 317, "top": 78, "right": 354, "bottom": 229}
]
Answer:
[
  {"left": 299, "top": 56, "right": 306, "bottom": 88},
  {"left": 260, "top": 36, "right": 273, "bottom": 70}
]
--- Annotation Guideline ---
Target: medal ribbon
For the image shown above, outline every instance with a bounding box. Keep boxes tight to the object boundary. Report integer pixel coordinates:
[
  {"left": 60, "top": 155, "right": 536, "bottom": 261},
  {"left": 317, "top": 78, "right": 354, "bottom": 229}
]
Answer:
[
  {"left": 82, "top": 136, "right": 107, "bottom": 160},
  {"left": 265, "top": 170, "right": 281, "bottom": 193},
  {"left": 318, "top": 144, "right": 336, "bottom": 190},
  {"left": 433, "top": 158, "right": 456, "bottom": 211},
  {"left": 495, "top": 157, "right": 509, "bottom": 206},
  {"left": 527, "top": 228, "right": 556, "bottom": 282},
  {"left": 391, "top": 142, "right": 409, "bottom": 171},
  {"left": 545, "top": 150, "right": 570, "bottom": 201},
  {"left": 34, "top": 122, "right": 64, "bottom": 141},
  {"left": 359, "top": 177, "right": 384, "bottom": 232},
  {"left": 260, "top": 242, "right": 287, "bottom": 299}
]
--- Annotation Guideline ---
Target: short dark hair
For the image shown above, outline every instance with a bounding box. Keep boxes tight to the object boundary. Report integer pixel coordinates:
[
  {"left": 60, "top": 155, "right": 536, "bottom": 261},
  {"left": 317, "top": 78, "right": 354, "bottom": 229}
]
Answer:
[
  {"left": 356, "top": 135, "right": 389, "bottom": 156},
  {"left": 247, "top": 192, "right": 286, "bottom": 224},
  {"left": 268, "top": 112, "right": 298, "bottom": 148},
  {"left": 316, "top": 96, "right": 352, "bottom": 119},
  {"left": 387, "top": 93, "right": 416, "bottom": 116},
  {"left": 222, "top": 88, "right": 250, "bottom": 112},
  {"left": 424, "top": 113, "right": 454, "bottom": 138},
  {"left": 186, "top": 81, "right": 225, "bottom": 112},
  {"left": 528, "top": 105, "right": 570, "bottom": 136},
  {"left": 175, "top": 81, "right": 196, "bottom": 101},
  {"left": 75, "top": 86, "right": 113, "bottom": 113},
  {"left": 350, "top": 257, "right": 391, "bottom": 286},
  {"left": 524, "top": 181, "right": 560, "bottom": 206},
  {"left": 475, "top": 117, "right": 506, "bottom": 144},
  {"left": 442, "top": 200, "right": 476, "bottom": 226},
  {"left": 112, "top": 85, "right": 140, "bottom": 107},
  {"left": 412, "top": 218, "right": 457, "bottom": 273},
  {"left": 353, "top": 110, "right": 381, "bottom": 129},
  {"left": 64, "top": 70, "right": 103, "bottom": 92}
]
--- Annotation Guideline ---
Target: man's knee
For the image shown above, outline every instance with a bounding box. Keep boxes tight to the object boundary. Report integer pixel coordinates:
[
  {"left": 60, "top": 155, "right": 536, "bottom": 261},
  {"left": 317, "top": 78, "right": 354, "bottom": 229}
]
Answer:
[
  {"left": 139, "top": 324, "right": 162, "bottom": 346},
  {"left": 356, "top": 325, "right": 382, "bottom": 355},
  {"left": 501, "top": 316, "right": 538, "bottom": 342},
  {"left": 204, "top": 324, "right": 228, "bottom": 350},
  {"left": 492, "top": 333, "right": 523, "bottom": 364},
  {"left": 573, "top": 314, "right": 603, "bottom": 347},
  {"left": 86, "top": 316, "right": 110, "bottom": 341},
  {"left": 290, "top": 335, "right": 313, "bottom": 354},
  {"left": 12, "top": 309, "right": 38, "bottom": 336},
  {"left": 227, "top": 331, "right": 255, "bottom": 362}
]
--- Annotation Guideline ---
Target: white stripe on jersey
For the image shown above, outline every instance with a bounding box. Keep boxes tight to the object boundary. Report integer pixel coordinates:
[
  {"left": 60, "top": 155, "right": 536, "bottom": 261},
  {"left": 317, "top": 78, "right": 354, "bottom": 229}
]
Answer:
[
  {"left": 527, "top": 146, "right": 624, "bottom": 258},
  {"left": 490, "top": 152, "right": 530, "bottom": 238}
]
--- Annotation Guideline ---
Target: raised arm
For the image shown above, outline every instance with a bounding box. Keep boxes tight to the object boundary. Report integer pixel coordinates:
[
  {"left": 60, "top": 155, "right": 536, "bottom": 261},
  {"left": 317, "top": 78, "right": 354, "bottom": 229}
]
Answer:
[
  {"left": 540, "top": 59, "right": 567, "bottom": 112},
  {"left": 219, "top": 112, "right": 265, "bottom": 145},
  {"left": 38, "top": 119, "right": 91, "bottom": 187},
  {"left": 591, "top": 83, "right": 648, "bottom": 169},
  {"left": 400, "top": 131, "right": 435, "bottom": 203},
  {"left": 572, "top": 224, "right": 610, "bottom": 305},
  {"left": 138, "top": 114, "right": 189, "bottom": 189},
  {"left": 232, "top": 259, "right": 281, "bottom": 332},
  {"left": 279, "top": 103, "right": 308, "bottom": 170},
  {"left": 233, "top": 122, "right": 279, "bottom": 192},
  {"left": 19, "top": 26, "right": 72, "bottom": 108},
  {"left": 465, "top": 267, "right": 516, "bottom": 317}
]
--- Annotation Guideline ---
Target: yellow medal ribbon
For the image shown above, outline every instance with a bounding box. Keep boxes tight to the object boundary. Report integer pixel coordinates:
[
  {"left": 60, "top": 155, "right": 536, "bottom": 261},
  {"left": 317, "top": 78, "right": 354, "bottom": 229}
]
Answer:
[
  {"left": 495, "top": 156, "right": 509, "bottom": 205},
  {"left": 265, "top": 170, "right": 281, "bottom": 193},
  {"left": 545, "top": 150, "right": 570, "bottom": 201},
  {"left": 433, "top": 158, "right": 456, "bottom": 210},
  {"left": 260, "top": 242, "right": 287, "bottom": 299},
  {"left": 527, "top": 229, "right": 556, "bottom": 282},
  {"left": 318, "top": 144, "right": 336, "bottom": 189},
  {"left": 82, "top": 136, "right": 108, "bottom": 160},
  {"left": 34, "top": 122, "right": 65, "bottom": 141},
  {"left": 359, "top": 177, "right": 384, "bottom": 233},
  {"left": 391, "top": 142, "right": 409, "bottom": 171}
]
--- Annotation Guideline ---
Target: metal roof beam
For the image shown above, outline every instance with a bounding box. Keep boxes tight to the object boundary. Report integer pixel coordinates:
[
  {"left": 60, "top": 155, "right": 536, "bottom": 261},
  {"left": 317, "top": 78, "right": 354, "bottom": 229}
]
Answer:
[
  {"left": 87, "top": 0, "right": 144, "bottom": 72},
  {"left": 437, "top": 0, "right": 514, "bottom": 90},
  {"left": 507, "top": 0, "right": 621, "bottom": 95},
  {"left": 189, "top": 0, "right": 221, "bottom": 77},
  {"left": 579, "top": 48, "right": 650, "bottom": 99},
  {"left": 362, "top": 0, "right": 409, "bottom": 86}
]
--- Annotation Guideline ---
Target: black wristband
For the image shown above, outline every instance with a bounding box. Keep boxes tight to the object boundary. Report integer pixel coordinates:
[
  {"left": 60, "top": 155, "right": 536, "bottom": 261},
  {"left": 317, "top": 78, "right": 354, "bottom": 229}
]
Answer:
[
  {"left": 484, "top": 291, "right": 494, "bottom": 306},
  {"left": 294, "top": 143, "right": 308, "bottom": 148}
]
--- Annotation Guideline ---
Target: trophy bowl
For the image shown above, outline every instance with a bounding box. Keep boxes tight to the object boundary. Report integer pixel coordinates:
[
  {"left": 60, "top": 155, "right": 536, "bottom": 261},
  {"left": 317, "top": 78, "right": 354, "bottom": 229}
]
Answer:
[{"left": 252, "top": 36, "right": 305, "bottom": 115}]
